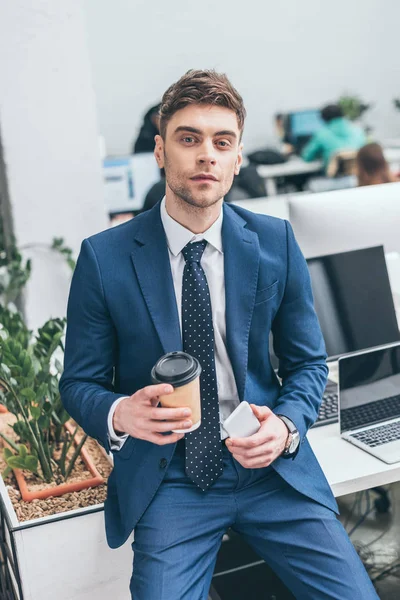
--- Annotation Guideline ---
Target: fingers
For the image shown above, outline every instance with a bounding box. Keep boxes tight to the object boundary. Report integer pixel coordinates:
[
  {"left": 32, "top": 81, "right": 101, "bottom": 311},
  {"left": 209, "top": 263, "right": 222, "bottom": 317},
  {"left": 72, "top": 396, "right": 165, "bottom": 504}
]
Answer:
[
  {"left": 149, "top": 407, "right": 193, "bottom": 433},
  {"left": 250, "top": 404, "right": 273, "bottom": 422},
  {"left": 152, "top": 419, "right": 193, "bottom": 433},
  {"left": 227, "top": 440, "right": 276, "bottom": 468},
  {"left": 233, "top": 452, "right": 274, "bottom": 469},
  {"left": 138, "top": 383, "right": 174, "bottom": 401},
  {"left": 227, "top": 431, "right": 272, "bottom": 449},
  {"left": 149, "top": 406, "right": 192, "bottom": 421},
  {"left": 148, "top": 432, "right": 185, "bottom": 445},
  {"left": 228, "top": 441, "right": 273, "bottom": 459},
  {"left": 124, "top": 385, "right": 196, "bottom": 445}
]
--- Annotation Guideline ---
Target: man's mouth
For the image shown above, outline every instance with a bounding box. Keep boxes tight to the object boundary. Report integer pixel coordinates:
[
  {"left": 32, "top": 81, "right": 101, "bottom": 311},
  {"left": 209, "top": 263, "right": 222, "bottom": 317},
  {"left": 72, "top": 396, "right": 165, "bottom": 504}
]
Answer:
[{"left": 190, "top": 173, "right": 218, "bottom": 182}]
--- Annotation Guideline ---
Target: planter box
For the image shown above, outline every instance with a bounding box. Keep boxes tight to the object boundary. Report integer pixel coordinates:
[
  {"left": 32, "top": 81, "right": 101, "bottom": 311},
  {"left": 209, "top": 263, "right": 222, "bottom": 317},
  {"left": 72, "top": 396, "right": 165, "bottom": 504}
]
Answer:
[{"left": 0, "top": 475, "right": 133, "bottom": 600}]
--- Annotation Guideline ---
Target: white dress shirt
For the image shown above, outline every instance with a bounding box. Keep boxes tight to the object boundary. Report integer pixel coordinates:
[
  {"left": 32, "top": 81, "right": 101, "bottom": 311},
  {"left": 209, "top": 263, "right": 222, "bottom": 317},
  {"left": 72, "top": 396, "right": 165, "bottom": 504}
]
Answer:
[{"left": 108, "top": 197, "right": 240, "bottom": 450}]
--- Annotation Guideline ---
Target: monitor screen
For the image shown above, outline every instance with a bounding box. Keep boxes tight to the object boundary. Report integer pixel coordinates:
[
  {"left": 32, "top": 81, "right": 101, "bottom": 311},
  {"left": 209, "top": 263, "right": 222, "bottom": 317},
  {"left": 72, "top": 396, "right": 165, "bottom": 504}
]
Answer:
[
  {"left": 339, "top": 343, "right": 400, "bottom": 433},
  {"left": 307, "top": 246, "right": 400, "bottom": 360},
  {"left": 289, "top": 110, "right": 324, "bottom": 139}
]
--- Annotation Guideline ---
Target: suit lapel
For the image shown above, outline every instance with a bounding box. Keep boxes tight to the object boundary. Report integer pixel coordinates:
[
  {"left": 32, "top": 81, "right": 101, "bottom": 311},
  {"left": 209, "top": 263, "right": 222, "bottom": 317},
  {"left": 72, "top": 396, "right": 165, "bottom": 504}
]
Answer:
[
  {"left": 131, "top": 205, "right": 182, "bottom": 355},
  {"left": 223, "top": 205, "right": 260, "bottom": 401}
]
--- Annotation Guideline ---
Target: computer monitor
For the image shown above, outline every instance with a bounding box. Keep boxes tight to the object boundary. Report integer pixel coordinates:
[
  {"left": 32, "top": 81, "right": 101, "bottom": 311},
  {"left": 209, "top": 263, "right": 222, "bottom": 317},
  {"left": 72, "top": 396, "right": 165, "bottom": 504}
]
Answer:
[
  {"left": 103, "top": 153, "right": 161, "bottom": 214},
  {"left": 281, "top": 109, "right": 324, "bottom": 152},
  {"left": 307, "top": 246, "right": 400, "bottom": 360},
  {"left": 288, "top": 182, "right": 400, "bottom": 259},
  {"left": 290, "top": 110, "right": 323, "bottom": 138}
]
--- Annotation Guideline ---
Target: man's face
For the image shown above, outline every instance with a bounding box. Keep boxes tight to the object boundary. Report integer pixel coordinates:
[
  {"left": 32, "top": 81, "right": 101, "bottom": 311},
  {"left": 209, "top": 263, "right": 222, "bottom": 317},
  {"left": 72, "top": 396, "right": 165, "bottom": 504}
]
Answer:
[{"left": 154, "top": 104, "right": 243, "bottom": 209}]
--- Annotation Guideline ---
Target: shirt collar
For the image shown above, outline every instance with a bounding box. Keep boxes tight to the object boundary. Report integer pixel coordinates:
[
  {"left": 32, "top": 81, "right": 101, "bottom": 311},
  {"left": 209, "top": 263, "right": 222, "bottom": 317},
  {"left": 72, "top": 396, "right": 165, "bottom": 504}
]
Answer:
[{"left": 160, "top": 197, "right": 223, "bottom": 257}]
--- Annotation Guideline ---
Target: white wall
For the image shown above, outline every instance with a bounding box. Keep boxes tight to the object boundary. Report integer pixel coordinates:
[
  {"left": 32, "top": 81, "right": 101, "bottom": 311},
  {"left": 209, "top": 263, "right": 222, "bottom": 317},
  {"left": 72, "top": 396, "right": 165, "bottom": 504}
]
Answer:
[
  {"left": 83, "top": 0, "right": 400, "bottom": 156},
  {"left": 0, "top": 0, "right": 107, "bottom": 256},
  {"left": 0, "top": 1, "right": 108, "bottom": 330}
]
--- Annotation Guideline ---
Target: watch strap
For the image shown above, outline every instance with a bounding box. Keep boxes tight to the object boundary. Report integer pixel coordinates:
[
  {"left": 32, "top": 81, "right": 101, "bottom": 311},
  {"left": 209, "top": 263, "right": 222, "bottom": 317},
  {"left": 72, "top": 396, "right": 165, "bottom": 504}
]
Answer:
[
  {"left": 277, "top": 415, "right": 300, "bottom": 458},
  {"left": 284, "top": 431, "right": 293, "bottom": 452}
]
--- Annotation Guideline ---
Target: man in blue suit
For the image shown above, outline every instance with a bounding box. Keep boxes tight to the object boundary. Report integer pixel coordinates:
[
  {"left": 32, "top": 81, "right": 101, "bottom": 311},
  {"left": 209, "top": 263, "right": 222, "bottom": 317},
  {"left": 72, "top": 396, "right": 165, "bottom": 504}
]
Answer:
[{"left": 60, "top": 70, "right": 378, "bottom": 599}]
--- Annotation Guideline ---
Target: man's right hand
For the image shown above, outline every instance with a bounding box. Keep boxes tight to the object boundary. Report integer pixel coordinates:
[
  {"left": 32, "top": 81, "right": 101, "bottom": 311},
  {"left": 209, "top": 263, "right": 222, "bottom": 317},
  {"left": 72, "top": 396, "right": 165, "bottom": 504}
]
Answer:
[{"left": 112, "top": 384, "right": 192, "bottom": 445}]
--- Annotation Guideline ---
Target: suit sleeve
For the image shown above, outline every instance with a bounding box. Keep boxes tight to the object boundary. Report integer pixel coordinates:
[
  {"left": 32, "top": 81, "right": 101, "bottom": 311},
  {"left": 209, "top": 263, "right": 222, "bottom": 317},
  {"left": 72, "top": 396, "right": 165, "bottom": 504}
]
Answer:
[
  {"left": 271, "top": 220, "right": 328, "bottom": 441},
  {"left": 59, "top": 238, "right": 127, "bottom": 453}
]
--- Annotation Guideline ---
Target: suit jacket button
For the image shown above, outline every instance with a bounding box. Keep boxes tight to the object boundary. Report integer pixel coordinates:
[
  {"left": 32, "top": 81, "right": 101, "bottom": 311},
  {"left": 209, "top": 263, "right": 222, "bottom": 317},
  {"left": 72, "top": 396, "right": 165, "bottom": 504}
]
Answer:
[{"left": 159, "top": 458, "right": 168, "bottom": 469}]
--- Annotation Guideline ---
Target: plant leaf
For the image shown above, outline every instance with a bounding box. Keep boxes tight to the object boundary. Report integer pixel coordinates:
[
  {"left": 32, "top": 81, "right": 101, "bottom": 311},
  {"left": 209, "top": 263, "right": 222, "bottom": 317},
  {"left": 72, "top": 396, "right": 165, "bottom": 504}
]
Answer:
[
  {"left": 20, "top": 388, "right": 36, "bottom": 401},
  {"left": 35, "top": 383, "right": 48, "bottom": 402},
  {"left": 25, "top": 455, "right": 38, "bottom": 472},
  {"left": 18, "top": 444, "right": 28, "bottom": 458},
  {"left": 30, "top": 405, "right": 41, "bottom": 420},
  {"left": 6, "top": 456, "right": 26, "bottom": 469},
  {"left": 0, "top": 363, "right": 11, "bottom": 378},
  {"left": 3, "top": 447, "right": 13, "bottom": 459},
  {"left": 43, "top": 402, "right": 52, "bottom": 415},
  {"left": 2, "top": 466, "right": 12, "bottom": 479},
  {"left": 37, "top": 415, "right": 50, "bottom": 430}
]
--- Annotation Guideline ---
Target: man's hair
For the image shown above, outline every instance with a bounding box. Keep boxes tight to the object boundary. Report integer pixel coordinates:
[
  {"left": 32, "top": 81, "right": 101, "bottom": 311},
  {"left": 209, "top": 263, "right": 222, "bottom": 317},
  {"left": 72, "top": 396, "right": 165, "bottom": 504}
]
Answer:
[
  {"left": 321, "top": 104, "right": 343, "bottom": 123},
  {"left": 159, "top": 69, "right": 246, "bottom": 139}
]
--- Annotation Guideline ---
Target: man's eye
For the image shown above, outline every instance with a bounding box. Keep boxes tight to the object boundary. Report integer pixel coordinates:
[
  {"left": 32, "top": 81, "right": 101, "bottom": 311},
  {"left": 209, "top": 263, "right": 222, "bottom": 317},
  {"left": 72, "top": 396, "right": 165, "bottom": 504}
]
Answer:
[
  {"left": 217, "top": 140, "right": 230, "bottom": 147},
  {"left": 182, "top": 137, "right": 195, "bottom": 143}
]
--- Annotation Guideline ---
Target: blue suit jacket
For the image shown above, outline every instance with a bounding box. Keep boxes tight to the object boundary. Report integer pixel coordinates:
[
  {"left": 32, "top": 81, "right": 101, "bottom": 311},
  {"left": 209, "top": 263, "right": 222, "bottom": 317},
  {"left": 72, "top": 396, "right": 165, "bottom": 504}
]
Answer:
[{"left": 60, "top": 202, "right": 338, "bottom": 549}]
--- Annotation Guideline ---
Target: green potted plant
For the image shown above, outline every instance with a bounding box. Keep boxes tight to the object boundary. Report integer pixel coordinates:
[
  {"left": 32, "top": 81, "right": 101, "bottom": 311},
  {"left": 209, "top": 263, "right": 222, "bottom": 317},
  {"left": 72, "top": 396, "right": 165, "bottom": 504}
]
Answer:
[
  {"left": 338, "top": 94, "right": 371, "bottom": 121},
  {"left": 0, "top": 315, "right": 104, "bottom": 500},
  {"left": 0, "top": 307, "right": 131, "bottom": 600},
  {"left": 0, "top": 221, "right": 131, "bottom": 600}
]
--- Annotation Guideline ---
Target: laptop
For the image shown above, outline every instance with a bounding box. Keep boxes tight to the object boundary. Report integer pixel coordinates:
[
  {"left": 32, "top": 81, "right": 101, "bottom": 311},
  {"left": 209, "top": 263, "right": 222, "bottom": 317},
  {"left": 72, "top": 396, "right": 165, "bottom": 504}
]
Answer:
[
  {"left": 339, "top": 342, "right": 400, "bottom": 463},
  {"left": 306, "top": 245, "right": 400, "bottom": 428}
]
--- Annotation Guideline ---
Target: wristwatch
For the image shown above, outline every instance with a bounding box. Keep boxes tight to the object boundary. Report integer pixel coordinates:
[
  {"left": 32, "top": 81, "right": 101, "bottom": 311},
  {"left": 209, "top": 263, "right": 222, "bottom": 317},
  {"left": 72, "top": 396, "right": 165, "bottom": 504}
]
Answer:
[{"left": 277, "top": 415, "right": 300, "bottom": 458}]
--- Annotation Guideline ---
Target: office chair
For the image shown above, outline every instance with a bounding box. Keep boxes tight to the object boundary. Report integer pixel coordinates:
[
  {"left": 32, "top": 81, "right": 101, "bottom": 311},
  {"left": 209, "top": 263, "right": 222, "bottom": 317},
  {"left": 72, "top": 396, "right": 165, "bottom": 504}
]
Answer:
[{"left": 326, "top": 149, "right": 358, "bottom": 178}]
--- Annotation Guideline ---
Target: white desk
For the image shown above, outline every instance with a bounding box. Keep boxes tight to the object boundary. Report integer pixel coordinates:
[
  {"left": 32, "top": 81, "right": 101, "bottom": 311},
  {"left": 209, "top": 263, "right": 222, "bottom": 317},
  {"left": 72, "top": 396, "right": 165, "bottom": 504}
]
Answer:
[
  {"left": 383, "top": 138, "right": 400, "bottom": 148},
  {"left": 257, "top": 158, "right": 322, "bottom": 196},
  {"left": 307, "top": 423, "right": 400, "bottom": 497},
  {"left": 256, "top": 147, "right": 400, "bottom": 197},
  {"left": 383, "top": 146, "right": 400, "bottom": 166},
  {"left": 308, "top": 277, "right": 400, "bottom": 500}
]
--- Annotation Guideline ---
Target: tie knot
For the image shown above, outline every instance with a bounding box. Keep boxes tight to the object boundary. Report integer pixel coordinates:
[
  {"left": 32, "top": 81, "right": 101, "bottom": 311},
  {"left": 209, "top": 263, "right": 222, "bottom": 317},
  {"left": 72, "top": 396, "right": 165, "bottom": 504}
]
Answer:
[{"left": 182, "top": 240, "right": 207, "bottom": 264}]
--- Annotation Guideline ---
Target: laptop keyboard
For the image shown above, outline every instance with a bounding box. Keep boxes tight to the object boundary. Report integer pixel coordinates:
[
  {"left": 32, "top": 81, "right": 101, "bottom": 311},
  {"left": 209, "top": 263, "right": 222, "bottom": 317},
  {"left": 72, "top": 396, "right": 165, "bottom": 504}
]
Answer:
[
  {"left": 312, "top": 392, "right": 338, "bottom": 428},
  {"left": 313, "top": 390, "right": 400, "bottom": 430},
  {"left": 341, "top": 394, "right": 400, "bottom": 432},
  {"left": 351, "top": 420, "right": 400, "bottom": 447}
]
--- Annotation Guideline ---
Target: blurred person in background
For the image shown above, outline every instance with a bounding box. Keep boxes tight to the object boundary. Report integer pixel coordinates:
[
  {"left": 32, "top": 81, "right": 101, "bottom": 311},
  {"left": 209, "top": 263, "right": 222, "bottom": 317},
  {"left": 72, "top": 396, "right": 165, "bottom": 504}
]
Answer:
[
  {"left": 302, "top": 104, "right": 366, "bottom": 169},
  {"left": 132, "top": 103, "right": 161, "bottom": 154},
  {"left": 357, "top": 142, "right": 399, "bottom": 186}
]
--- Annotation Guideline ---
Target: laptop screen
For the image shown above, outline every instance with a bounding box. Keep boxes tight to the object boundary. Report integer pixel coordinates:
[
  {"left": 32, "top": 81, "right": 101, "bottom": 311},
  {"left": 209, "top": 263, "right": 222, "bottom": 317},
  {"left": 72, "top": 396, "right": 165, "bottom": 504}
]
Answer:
[
  {"left": 307, "top": 246, "right": 400, "bottom": 360},
  {"left": 339, "top": 343, "right": 400, "bottom": 433}
]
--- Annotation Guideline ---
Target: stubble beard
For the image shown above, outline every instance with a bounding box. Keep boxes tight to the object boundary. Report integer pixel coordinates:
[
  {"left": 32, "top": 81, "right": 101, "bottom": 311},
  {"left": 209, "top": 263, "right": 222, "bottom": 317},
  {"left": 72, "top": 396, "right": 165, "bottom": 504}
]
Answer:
[{"left": 164, "top": 152, "right": 234, "bottom": 212}]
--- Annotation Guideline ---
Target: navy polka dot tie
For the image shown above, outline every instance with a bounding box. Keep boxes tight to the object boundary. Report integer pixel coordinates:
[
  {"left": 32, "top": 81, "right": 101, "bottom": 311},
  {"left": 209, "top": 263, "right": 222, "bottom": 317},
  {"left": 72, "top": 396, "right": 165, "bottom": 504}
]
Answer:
[{"left": 181, "top": 241, "right": 223, "bottom": 491}]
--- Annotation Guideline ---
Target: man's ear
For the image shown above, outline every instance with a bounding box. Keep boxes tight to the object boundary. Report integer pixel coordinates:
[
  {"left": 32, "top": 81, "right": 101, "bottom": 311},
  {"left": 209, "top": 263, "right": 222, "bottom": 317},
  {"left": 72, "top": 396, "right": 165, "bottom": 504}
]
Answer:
[
  {"left": 154, "top": 135, "right": 165, "bottom": 169},
  {"left": 234, "top": 143, "right": 244, "bottom": 175}
]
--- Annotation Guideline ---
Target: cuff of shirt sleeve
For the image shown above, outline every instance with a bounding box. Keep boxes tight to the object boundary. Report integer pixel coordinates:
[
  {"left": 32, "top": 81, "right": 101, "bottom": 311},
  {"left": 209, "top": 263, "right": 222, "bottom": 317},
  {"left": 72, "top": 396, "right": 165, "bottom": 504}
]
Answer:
[
  {"left": 276, "top": 415, "right": 296, "bottom": 431},
  {"left": 108, "top": 397, "right": 129, "bottom": 450}
]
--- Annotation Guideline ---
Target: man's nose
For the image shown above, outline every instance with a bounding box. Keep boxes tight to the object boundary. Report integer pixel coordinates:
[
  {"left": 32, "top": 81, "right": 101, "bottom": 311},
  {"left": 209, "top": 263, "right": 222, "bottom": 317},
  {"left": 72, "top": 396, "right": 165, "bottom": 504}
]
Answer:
[{"left": 197, "top": 141, "right": 217, "bottom": 166}]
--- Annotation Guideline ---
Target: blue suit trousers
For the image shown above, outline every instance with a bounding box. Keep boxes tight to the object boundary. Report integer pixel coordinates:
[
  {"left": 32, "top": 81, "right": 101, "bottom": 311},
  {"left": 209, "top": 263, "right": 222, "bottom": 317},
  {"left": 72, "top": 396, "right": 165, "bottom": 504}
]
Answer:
[{"left": 130, "top": 442, "right": 378, "bottom": 599}]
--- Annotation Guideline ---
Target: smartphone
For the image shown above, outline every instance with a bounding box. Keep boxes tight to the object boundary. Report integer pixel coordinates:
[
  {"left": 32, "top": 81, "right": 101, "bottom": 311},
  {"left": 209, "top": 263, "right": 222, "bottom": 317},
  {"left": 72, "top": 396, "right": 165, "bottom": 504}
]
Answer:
[{"left": 222, "top": 401, "right": 261, "bottom": 438}]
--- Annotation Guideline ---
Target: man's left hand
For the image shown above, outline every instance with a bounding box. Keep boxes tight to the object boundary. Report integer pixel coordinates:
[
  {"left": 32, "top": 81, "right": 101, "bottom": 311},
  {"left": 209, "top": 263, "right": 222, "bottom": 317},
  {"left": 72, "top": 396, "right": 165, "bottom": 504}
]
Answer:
[{"left": 225, "top": 404, "right": 288, "bottom": 468}]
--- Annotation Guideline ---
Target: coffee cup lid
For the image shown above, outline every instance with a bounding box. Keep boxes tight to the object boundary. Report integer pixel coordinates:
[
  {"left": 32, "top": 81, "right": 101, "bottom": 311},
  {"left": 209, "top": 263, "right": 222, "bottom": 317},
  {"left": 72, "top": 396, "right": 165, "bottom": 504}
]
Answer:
[{"left": 151, "top": 352, "right": 202, "bottom": 387}]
